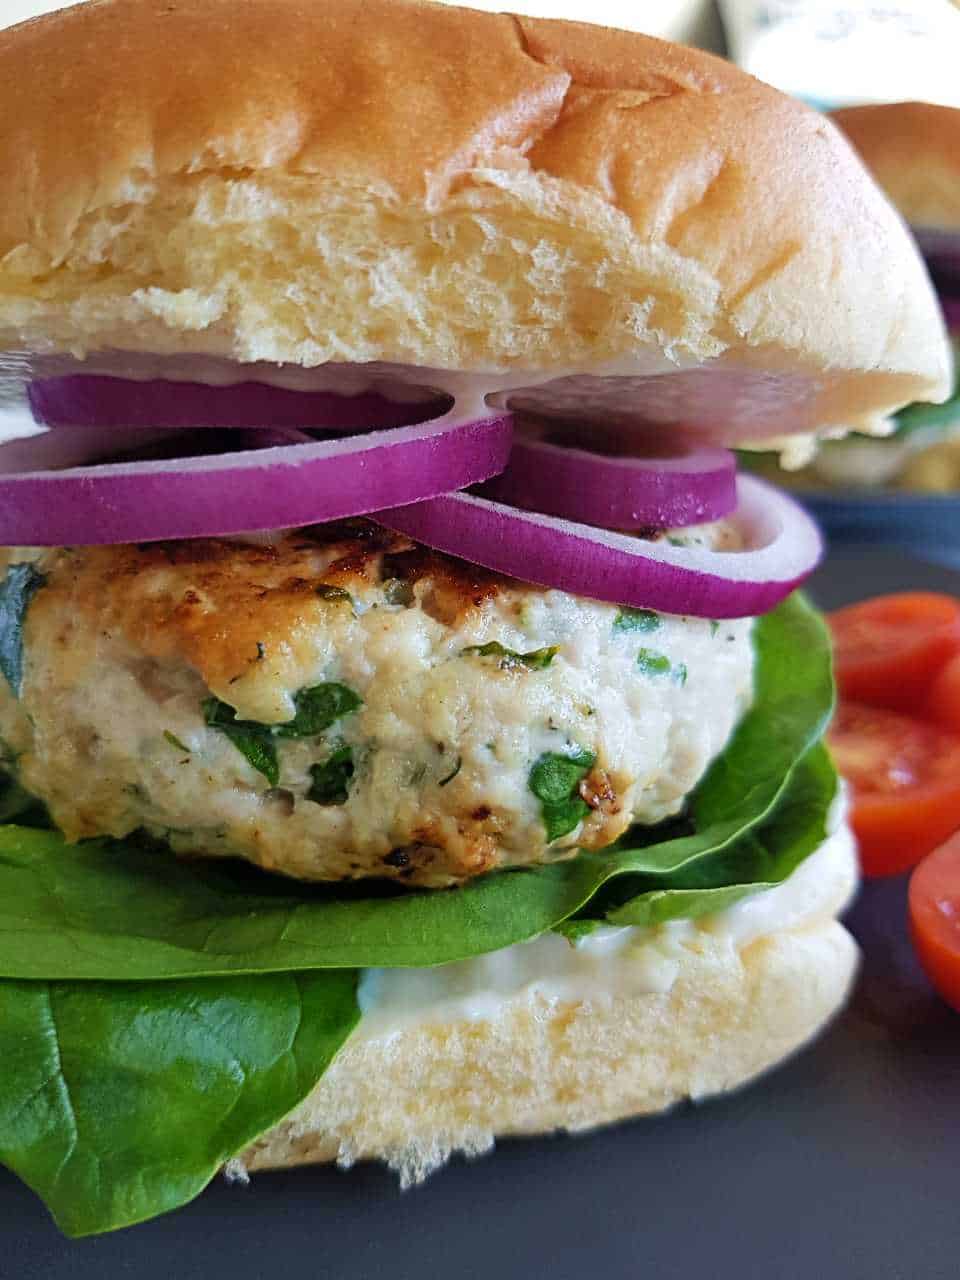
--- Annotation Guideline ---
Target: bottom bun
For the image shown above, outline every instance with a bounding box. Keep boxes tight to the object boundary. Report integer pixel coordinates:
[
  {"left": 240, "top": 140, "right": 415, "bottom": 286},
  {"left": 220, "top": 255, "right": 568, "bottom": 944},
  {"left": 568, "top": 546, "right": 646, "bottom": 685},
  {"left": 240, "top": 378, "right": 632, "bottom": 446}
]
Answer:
[{"left": 237, "top": 830, "right": 859, "bottom": 1186}]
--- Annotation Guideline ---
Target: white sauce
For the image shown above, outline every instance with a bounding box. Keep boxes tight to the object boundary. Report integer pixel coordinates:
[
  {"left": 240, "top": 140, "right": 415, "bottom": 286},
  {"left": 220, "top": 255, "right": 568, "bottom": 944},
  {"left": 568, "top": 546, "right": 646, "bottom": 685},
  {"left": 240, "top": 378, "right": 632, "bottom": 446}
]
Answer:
[
  {"left": 7, "top": 347, "right": 688, "bottom": 399},
  {"left": 0, "top": 348, "right": 691, "bottom": 447},
  {"left": 0, "top": 349, "right": 831, "bottom": 453},
  {"left": 356, "top": 806, "right": 857, "bottom": 1039}
]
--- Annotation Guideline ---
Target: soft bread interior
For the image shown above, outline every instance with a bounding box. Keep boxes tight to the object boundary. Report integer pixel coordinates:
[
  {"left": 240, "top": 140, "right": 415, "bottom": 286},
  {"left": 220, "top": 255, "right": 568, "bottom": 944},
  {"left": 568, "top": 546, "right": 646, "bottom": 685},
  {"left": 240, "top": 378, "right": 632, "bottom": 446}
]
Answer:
[{"left": 236, "top": 822, "right": 859, "bottom": 1185}]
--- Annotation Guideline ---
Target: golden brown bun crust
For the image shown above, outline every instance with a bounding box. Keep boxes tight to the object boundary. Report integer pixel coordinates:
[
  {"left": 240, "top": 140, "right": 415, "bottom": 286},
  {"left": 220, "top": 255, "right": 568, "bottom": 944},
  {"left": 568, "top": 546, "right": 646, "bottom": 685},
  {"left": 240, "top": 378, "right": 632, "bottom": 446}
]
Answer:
[
  {"left": 832, "top": 102, "right": 960, "bottom": 231},
  {"left": 236, "top": 915, "right": 858, "bottom": 1184},
  {"left": 0, "top": 0, "right": 950, "bottom": 437}
]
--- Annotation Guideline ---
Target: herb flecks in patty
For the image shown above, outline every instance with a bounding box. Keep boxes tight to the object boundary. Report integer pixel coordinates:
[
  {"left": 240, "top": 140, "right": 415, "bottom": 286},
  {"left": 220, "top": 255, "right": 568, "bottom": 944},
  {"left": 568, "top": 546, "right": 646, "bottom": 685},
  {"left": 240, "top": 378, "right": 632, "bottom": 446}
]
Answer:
[
  {"left": 613, "top": 606, "right": 661, "bottom": 634},
  {"left": 0, "top": 563, "right": 46, "bottom": 697},
  {"left": 635, "top": 648, "right": 672, "bottom": 678},
  {"left": 307, "top": 746, "right": 355, "bottom": 806},
  {"left": 204, "top": 682, "right": 362, "bottom": 786},
  {"left": 529, "top": 747, "right": 597, "bottom": 843},
  {"left": 462, "top": 641, "right": 558, "bottom": 671}
]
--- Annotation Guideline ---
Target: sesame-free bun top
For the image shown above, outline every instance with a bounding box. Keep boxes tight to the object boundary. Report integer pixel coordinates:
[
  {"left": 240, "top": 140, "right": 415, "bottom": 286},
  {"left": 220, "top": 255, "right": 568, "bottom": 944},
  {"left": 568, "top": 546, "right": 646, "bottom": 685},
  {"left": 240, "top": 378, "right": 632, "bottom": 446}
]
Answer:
[
  {"left": 0, "top": 0, "right": 950, "bottom": 442},
  {"left": 832, "top": 102, "right": 960, "bottom": 233}
]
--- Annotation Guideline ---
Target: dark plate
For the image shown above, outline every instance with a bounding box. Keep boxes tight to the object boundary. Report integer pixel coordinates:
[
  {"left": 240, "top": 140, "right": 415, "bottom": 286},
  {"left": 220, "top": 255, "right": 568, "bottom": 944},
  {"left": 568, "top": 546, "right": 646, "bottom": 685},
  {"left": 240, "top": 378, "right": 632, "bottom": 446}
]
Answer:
[
  {"left": 3, "top": 550, "right": 959, "bottom": 1280},
  {"left": 800, "top": 491, "right": 960, "bottom": 570}
]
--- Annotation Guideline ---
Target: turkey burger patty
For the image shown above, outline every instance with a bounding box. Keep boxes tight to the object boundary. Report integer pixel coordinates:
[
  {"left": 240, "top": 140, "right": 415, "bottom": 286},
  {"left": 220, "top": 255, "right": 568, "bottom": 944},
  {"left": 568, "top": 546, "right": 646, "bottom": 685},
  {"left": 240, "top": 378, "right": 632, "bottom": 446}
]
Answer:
[{"left": 0, "top": 521, "right": 752, "bottom": 889}]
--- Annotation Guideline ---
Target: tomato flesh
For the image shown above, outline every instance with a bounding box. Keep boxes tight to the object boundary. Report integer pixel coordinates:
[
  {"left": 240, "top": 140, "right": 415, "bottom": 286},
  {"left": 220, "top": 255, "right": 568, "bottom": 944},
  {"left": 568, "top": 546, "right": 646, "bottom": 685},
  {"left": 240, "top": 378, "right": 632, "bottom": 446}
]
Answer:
[
  {"left": 830, "top": 592, "right": 960, "bottom": 711},
  {"left": 925, "top": 650, "right": 960, "bottom": 735},
  {"left": 828, "top": 702, "right": 960, "bottom": 876},
  {"left": 909, "top": 834, "right": 960, "bottom": 1013}
]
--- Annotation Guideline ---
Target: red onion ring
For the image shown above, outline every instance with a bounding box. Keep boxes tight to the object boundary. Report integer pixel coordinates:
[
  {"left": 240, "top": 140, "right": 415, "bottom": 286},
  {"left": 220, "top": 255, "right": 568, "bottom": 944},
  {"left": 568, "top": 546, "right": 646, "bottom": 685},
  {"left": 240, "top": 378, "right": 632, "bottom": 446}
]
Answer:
[
  {"left": 940, "top": 298, "right": 960, "bottom": 333},
  {"left": 375, "top": 475, "right": 822, "bottom": 619},
  {"left": 481, "top": 433, "right": 736, "bottom": 529},
  {"left": 915, "top": 230, "right": 960, "bottom": 307},
  {"left": 27, "top": 376, "right": 451, "bottom": 433},
  {"left": 914, "top": 228, "right": 960, "bottom": 260},
  {"left": 0, "top": 414, "right": 512, "bottom": 545}
]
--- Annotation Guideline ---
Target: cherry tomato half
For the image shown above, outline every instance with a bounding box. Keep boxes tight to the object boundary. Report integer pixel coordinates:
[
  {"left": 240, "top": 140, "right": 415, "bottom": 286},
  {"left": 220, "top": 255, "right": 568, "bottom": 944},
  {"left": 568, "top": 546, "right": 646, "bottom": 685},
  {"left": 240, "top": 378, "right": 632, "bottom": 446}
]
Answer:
[
  {"left": 829, "top": 592, "right": 960, "bottom": 712},
  {"left": 925, "top": 650, "right": 960, "bottom": 735},
  {"left": 828, "top": 701, "right": 960, "bottom": 877},
  {"left": 909, "top": 833, "right": 960, "bottom": 1013}
]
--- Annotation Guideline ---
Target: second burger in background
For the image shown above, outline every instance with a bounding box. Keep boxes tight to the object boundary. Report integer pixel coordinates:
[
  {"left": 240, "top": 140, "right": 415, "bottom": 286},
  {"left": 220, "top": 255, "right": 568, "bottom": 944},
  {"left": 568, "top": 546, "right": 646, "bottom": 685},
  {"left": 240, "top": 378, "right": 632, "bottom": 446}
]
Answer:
[{"left": 753, "top": 102, "right": 960, "bottom": 493}]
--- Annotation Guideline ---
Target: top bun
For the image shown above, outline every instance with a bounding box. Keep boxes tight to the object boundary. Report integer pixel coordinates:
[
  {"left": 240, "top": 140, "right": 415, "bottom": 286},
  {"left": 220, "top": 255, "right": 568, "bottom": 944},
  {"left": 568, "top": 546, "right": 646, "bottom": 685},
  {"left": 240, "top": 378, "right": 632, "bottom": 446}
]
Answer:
[
  {"left": 831, "top": 102, "right": 960, "bottom": 233},
  {"left": 0, "top": 0, "right": 950, "bottom": 441}
]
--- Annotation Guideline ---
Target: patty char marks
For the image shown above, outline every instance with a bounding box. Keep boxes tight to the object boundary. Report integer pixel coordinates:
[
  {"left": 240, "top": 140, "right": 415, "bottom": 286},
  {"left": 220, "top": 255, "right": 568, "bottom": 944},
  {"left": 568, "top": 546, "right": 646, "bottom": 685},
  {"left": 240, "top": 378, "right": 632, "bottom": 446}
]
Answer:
[{"left": 21, "top": 523, "right": 516, "bottom": 714}]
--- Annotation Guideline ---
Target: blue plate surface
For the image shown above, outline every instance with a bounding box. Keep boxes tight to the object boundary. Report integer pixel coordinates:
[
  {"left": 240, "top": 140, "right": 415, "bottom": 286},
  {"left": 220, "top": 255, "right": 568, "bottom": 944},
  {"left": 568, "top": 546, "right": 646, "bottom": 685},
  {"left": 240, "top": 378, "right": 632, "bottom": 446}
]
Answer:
[{"left": 801, "top": 491, "right": 960, "bottom": 569}]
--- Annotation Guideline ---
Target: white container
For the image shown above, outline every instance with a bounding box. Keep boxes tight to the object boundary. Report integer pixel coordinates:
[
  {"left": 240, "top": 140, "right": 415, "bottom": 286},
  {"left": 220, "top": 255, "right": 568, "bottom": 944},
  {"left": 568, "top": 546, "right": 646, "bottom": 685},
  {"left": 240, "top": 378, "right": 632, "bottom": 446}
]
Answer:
[
  {"left": 718, "top": 0, "right": 960, "bottom": 108},
  {"left": 433, "top": 0, "right": 716, "bottom": 43},
  {"left": 3, "top": 1, "right": 76, "bottom": 28}
]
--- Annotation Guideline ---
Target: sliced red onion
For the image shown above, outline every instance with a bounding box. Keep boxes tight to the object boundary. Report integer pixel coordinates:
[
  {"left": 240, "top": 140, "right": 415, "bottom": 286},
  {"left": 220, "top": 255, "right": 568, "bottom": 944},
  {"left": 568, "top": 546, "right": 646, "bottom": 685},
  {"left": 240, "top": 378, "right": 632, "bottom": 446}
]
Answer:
[
  {"left": 916, "top": 232, "right": 960, "bottom": 306},
  {"left": 28, "top": 376, "right": 452, "bottom": 432},
  {"left": 375, "top": 475, "right": 821, "bottom": 619},
  {"left": 914, "top": 228, "right": 960, "bottom": 260},
  {"left": 0, "top": 425, "right": 178, "bottom": 474},
  {"left": 481, "top": 433, "right": 736, "bottom": 529},
  {"left": 940, "top": 297, "right": 960, "bottom": 333},
  {"left": 0, "top": 414, "right": 512, "bottom": 545}
]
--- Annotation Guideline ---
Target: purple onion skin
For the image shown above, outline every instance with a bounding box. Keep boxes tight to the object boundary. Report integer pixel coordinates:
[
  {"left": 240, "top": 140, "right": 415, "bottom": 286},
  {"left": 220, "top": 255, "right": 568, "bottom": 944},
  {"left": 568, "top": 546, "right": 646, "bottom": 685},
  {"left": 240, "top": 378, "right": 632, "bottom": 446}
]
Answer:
[
  {"left": 939, "top": 296, "right": 960, "bottom": 334},
  {"left": 0, "top": 416, "right": 513, "bottom": 546},
  {"left": 28, "top": 377, "right": 452, "bottom": 433},
  {"left": 481, "top": 439, "right": 737, "bottom": 530},
  {"left": 377, "top": 481, "right": 822, "bottom": 620}
]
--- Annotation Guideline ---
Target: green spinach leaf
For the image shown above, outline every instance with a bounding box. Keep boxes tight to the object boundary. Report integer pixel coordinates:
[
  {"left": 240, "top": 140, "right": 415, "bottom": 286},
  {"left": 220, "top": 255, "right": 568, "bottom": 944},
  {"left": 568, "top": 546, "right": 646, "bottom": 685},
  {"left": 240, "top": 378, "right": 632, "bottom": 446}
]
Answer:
[
  {"left": 553, "top": 744, "right": 836, "bottom": 936},
  {"left": 202, "top": 699, "right": 279, "bottom": 787},
  {"left": 0, "top": 969, "right": 358, "bottom": 1237},
  {"left": 203, "top": 682, "right": 362, "bottom": 784},
  {"left": 529, "top": 748, "right": 596, "bottom": 841},
  {"left": 893, "top": 344, "right": 959, "bottom": 437},
  {"left": 275, "top": 683, "right": 362, "bottom": 738},
  {"left": 462, "top": 642, "right": 558, "bottom": 670},
  {"left": 613, "top": 607, "right": 661, "bottom": 633},
  {"left": 636, "top": 648, "right": 672, "bottom": 677},
  {"left": 0, "top": 563, "right": 45, "bottom": 696},
  {"left": 594, "top": 742, "right": 836, "bottom": 926},
  {"left": 0, "top": 773, "right": 44, "bottom": 825},
  {"left": 307, "top": 746, "right": 354, "bottom": 805}
]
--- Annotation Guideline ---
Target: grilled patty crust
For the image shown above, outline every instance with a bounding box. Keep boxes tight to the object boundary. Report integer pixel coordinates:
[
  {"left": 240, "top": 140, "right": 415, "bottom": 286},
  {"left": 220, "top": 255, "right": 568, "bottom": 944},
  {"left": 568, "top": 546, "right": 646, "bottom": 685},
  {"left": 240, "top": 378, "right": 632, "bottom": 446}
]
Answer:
[{"left": 0, "top": 523, "right": 753, "bottom": 887}]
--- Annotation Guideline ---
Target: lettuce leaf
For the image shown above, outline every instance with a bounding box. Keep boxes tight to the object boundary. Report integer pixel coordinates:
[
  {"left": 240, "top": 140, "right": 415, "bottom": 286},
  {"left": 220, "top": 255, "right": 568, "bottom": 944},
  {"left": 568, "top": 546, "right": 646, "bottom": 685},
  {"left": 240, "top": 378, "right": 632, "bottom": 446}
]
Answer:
[
  {"left": 591, "top": 742, "right": 836, "bottom": 927},
  {"left": 0, "top": 594, "right": 833, "bottom": 978},
  {"left": 0, "top": 968, "right": 359, "bottom": 1237},
  {"left": 892, "top": 342, "right": 959, "bottom": 437}
]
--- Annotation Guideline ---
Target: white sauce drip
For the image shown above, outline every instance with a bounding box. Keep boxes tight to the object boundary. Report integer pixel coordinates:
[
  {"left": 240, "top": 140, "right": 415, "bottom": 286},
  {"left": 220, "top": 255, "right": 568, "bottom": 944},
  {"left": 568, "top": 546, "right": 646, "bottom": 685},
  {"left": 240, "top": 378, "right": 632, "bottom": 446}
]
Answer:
[{"left": 356, "top": 802, "right": 857, "bottom": 1040}]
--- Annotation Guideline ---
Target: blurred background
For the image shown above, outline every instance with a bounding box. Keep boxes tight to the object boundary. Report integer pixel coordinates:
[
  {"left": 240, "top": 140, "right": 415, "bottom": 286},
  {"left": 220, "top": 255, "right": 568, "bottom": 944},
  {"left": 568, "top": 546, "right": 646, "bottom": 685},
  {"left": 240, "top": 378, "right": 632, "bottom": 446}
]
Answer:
[
  {"left": 7, "top": 0, "right": 960, "bottom": 111},
  {"left": 8, "top": 0, "right": 958, "bottom": 106}
]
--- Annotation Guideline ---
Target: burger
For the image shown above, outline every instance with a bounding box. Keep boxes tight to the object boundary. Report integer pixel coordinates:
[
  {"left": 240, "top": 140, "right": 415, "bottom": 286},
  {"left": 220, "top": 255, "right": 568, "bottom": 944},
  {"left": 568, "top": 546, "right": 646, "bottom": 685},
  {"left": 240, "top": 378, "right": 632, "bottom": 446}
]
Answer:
[
  {"left": 752, "top": 102, "right": 960, "bottom": 492},
  {"left": 0, "top": 0, "right": 949, "bottom": 1237}
]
